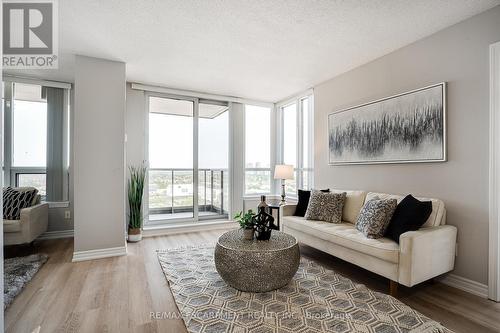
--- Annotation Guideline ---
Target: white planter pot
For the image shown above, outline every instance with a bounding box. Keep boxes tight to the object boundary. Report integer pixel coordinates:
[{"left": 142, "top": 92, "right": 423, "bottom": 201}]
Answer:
[{"left": 128, "top": 228, "right": 142, "bottom": 242}]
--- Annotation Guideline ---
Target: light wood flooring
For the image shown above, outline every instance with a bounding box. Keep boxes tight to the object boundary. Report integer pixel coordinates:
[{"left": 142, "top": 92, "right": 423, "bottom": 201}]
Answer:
[{"left": 4, "top": 230, "right": 500, "bottom": 333}]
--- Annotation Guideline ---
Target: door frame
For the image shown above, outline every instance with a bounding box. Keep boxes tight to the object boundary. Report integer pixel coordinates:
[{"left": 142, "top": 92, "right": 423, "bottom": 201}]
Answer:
[
  {"left": 144, "top": 92, "right": 198, "bottom": 224},
  {"left": 489, "top": 41, "right": 500, "bottom": 302},
  {"left": 144, "top": 92, "right": 231, "bottom": 225}
]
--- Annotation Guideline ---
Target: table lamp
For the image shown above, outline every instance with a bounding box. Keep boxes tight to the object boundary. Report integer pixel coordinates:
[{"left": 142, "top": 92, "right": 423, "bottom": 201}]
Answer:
[{"left": 274, "top": 164, "right": 294, "bottom": 204}]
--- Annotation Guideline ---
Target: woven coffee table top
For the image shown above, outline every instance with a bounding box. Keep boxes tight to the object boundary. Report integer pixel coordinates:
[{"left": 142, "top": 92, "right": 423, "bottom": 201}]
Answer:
[{"left": 217, "top": 228, "right": 297, "bottom": 252}]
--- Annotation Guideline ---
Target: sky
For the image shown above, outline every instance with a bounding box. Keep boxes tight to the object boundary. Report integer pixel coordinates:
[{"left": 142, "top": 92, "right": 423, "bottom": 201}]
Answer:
[
  {"left": 149, "top": 110, "right": 229, "bottom": 169},
  {"left": 12, "top": 100, "right": 47, "bottom": 167}
]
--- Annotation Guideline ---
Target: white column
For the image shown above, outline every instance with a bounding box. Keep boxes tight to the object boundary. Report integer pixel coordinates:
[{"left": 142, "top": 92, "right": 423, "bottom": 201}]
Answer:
[{"left": 73, "top": 55, "right": 127, "bottom": 261}]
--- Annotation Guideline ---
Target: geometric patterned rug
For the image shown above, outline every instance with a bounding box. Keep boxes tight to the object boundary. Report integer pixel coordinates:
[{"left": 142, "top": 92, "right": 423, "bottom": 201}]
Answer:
[{"left": 157, "top": 246, "right": 453, "bottom": 333}]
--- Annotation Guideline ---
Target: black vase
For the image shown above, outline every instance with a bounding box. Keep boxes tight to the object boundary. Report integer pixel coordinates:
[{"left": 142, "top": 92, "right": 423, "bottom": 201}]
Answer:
[{"left": 255, "top": 228, "right": 272, "bottom": 241}]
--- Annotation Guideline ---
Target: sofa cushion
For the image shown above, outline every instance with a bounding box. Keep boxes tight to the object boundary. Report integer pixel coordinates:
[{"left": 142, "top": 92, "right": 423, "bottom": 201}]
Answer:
[
  {"left": 365, "top": 192, "right": 445, "bottom": 227},
  {"left": 356, "top": 198, "right": 397, "bottom": 239},
  {"left": 284, "top": 216, "right": 399, "bottom": 263},
  {"left": 3, "top": 219, "right": 21, "bottom": 233},
  {"left": 305, "top": 191, "right": 346, "bottom": 223},
  {"left": 331, "top": 189, "right": 367, "bottom": 223},
  {"left": 385, "top": 195, "right": 433, "bottom": 243},
  {"left": 294, "top": 190, "right": 311, "bottom": 217},
  {"left": 294, "top": 189, "right": 330, "bottom": 217}
]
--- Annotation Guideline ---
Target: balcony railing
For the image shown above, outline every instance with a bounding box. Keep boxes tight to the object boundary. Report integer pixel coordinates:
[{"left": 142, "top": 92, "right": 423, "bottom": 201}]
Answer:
[{"left": 148, "top": 168, "right": 228, "bottom": 220}]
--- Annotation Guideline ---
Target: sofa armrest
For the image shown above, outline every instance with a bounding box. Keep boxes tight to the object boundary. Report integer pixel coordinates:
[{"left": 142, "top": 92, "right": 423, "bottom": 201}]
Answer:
[
  {"left": 398, "top": 225, "right": 457, "bottom": 287},
  {"left": 280, "top": 204, "right": 297, "bottom": 217},
  {"left": 20, "top": 203, "right": 49, "bottom": 242}
]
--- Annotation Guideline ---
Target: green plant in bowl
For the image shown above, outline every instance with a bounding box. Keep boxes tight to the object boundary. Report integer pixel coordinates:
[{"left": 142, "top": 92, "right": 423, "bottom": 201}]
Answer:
[{"left": 234, "top": 210, "right": 256, "bottom": 240}]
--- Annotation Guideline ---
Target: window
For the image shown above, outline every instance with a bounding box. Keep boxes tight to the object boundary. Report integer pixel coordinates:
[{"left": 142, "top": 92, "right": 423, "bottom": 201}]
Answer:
[
  {"left": 148, "top": 97, "right": 194, "bottom": 220},
  {"left": 17, "top": 174, "right": 47, "bottom": 197},
  {"left": 147, "top": 95, "right": 229, "bottom": 222},
  {"left": 3, "top": 81, "right": 70, "bottom": 202},
  {"left": 244, "top": 105, "right": 271, "bottom": 195},
  {"left": 12, "top": 85, "right": 47, "bottom": 167},
  {"left": 279, "top": 94, "right": 313, "bottom": 196}
]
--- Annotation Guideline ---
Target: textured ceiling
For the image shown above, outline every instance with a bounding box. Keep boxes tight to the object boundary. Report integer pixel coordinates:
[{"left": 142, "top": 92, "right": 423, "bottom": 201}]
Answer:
[{"left": 4, "top": 0, "right": 499, "bottom": 102}]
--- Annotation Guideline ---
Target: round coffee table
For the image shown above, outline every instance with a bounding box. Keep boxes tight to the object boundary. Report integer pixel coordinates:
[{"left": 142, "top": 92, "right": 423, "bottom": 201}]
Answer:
[{"left": 214, "top": 229, "right": 300, "bottom": 292}]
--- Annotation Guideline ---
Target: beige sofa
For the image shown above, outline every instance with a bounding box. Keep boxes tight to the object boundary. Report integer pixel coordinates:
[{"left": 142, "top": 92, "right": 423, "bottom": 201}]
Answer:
[
  {"left": 3, "top": 187, "right": 49, "bottom": 246},
  {"left": 282, "top": 190, "right": 457, "bottom": 294}
]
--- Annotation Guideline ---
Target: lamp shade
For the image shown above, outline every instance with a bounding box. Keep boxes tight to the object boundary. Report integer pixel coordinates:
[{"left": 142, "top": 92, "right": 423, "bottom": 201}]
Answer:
[{"left": 274, "top": 164, "right": 294, "bottom": 180}]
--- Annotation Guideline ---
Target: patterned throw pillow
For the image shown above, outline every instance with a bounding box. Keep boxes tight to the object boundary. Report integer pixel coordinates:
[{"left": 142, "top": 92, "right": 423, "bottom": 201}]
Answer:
[
  {"left": 305, "top": 191, "right": 346, "bottom": 223},
  {"left": 356, "top": 198, "right": 397, "bottom": 239},
  {"left": 3, "top": 187, "right": 39, "bottom": 220},
  {"left": 294, "top": 189, "right": 330, "bottom": 217}
]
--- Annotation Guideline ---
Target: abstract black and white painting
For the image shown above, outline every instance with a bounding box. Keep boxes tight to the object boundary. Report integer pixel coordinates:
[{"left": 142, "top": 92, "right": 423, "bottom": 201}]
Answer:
[{"left": 328, "top": 83, "right": 446, "bottom": 165}]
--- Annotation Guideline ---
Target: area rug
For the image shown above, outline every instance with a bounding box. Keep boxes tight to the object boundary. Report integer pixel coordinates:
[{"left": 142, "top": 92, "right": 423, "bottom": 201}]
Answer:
[
  {"left": 157, "top": 246, "right": 452, "bottom": 333},
  {"left": 4, "top": 253, "right": 48, "bottom": 309}
]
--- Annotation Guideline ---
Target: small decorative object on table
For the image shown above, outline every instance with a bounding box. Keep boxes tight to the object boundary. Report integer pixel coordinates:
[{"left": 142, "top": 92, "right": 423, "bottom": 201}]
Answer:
[
  {"left": 127, "top": 164, "right": 147, "bottom": 242},
  {"left": 266, "top": 201, "right": 283, "bottom": 230},
  {"left": 274, "top": 164, "right": 294, "bottom": 204},
  {"left": 253, "top": 195, "right": 279, "bottom": 241},
  {"left": 233, "top": 209, "right": 256, "bottom": 240}
]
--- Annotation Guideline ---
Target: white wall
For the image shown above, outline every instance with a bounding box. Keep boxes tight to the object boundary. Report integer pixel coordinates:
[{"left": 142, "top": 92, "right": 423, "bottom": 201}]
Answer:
[
  {"left": 73, "top": 55, "right": 126, "bottom": 253},
  {"left": 313, "top": 6, "right": 500, "bottom": 285}
]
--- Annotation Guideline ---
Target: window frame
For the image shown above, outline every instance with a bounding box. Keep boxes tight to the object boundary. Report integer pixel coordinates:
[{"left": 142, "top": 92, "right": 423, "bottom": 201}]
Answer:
[
  {"left": 277, "top": 92, "right": 314, "bottom": 198},
  {"left": 2, "top": 78, "right": 71, "bottom": 205}
]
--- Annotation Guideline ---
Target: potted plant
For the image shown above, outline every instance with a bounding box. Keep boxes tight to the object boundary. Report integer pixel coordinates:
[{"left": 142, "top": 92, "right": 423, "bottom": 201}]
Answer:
[
  {"left": 127, "top": 164, "right": 147, "bottom": 242},
  {"left": 234, "top": 210, "right": 256, "bottom": 240}
]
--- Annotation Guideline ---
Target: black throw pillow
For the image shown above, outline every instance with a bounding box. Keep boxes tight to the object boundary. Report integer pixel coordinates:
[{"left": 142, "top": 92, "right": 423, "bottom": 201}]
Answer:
[
  {"left": 385, "top": 194, "right": 432, "bottom": 243},
  {"left": 294, "top": 190, "right": 311, "bottom": 217},
  {"left": 294, "top": 188, "right": 330, "bottom": 217}
]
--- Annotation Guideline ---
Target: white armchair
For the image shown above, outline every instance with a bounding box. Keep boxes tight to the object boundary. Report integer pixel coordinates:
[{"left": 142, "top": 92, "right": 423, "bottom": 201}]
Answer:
[{"left": 3, "top": 189, "right": 49, "bottom": 245}]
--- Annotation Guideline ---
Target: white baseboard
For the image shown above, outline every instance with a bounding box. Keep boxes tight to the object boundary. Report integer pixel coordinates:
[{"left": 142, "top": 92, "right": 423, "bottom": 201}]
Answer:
[
  {"left": 143, "top": 220, "right": 237, "bottom": 238},
  {"left": 72, "top": 245, "right": 127, "bottom": 262},
  {"left": 37, "top": 229, "right": 74, "bottom": 240},
  {"left": 439, "top": 273, "right": 489, "bottom": 298}
]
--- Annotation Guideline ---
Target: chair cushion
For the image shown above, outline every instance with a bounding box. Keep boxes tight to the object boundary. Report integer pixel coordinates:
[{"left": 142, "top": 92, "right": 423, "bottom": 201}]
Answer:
[
  {"left": 305, "top": 191, "right": 346, "bottom": 223},
  {"left": 13, "top": 187, "right": 40, "bottom": 206},
  {"left": 285, "top": 216, "right": 400, "bottom": 263},
  {"left": 331, "top": 189, "right": 367, "bottom": 223},
  {"left": 365, "top": 192, "right": 445, "bottom": 227},
  {"left": 3, "top": 219, "right": 21, "bottom": 233},
  {"left": 3, "top": 187, "right": 38, "bottom": 220}
]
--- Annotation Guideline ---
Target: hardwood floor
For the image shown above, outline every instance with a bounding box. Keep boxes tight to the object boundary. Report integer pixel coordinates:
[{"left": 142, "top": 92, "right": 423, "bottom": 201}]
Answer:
[{"left": 4, "top": 230, "right": 500, "bottom": 333}]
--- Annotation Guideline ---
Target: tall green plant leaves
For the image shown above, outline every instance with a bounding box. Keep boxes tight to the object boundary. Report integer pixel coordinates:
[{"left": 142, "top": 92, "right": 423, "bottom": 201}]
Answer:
[{"left": 128, "top": 164, "right": 147, "bottom": 229}]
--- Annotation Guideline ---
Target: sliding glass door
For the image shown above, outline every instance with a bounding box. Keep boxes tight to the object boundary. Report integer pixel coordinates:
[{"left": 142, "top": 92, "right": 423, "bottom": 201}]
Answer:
[
  {"left": 148, "top": 95, "right": 229, "bottom": 224},
  {"left": 198, "top": 101, "right": 229, "bottom": 220}
]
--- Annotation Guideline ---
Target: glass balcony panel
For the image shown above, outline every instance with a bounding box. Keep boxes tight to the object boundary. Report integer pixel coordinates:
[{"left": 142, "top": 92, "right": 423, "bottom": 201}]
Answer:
[{"left": 172, "top": 170, "right": 194, "bottom": 210}]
